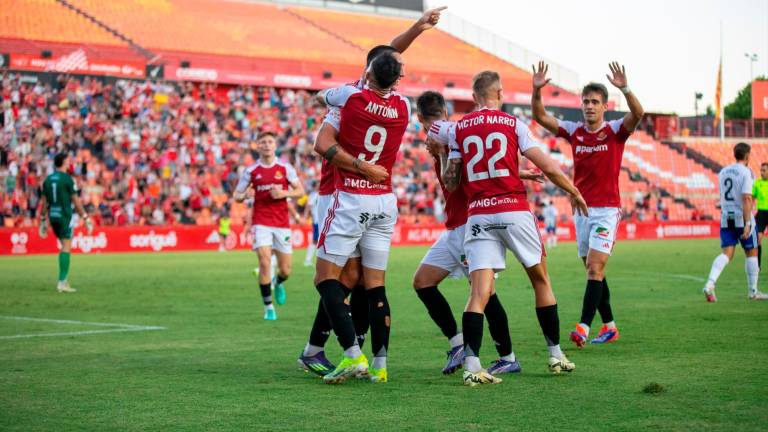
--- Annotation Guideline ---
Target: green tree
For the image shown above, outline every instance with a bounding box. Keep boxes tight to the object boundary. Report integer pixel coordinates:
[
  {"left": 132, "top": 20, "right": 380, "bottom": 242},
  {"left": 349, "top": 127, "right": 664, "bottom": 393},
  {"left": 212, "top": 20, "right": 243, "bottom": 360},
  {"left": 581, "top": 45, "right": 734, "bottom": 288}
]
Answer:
[{"left": 724, "top": 76, "right": 768, "bottom": 119}]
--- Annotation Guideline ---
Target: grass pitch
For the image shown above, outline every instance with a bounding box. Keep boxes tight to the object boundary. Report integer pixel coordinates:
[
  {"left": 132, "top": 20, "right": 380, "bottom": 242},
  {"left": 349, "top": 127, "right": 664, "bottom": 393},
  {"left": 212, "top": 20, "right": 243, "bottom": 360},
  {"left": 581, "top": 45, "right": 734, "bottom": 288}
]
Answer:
[{"left": 1, "top": 239, "right": 767, "bottom": 431}]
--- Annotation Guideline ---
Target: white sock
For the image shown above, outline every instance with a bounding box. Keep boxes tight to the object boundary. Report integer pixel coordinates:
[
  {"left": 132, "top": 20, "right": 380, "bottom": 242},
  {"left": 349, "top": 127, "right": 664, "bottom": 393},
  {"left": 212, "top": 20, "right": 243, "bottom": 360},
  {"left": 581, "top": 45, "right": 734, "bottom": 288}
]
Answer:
[
  {"left": 303, "top": 343, "right": 323, "bottom": 357},
  {"left": 464, "top": 355, "right": 482, "bottom": 373},
  {"left": 265, "top": 304, "right": 275, "bottom": 311},
  {"left": 270, "top": 255, "right": 277, "bottom": 279},
  {"left": 547, "top": 344, "right": 564, "bottom": 359},
  {"left": 707, "top": 253, "right": 730, "bottom": 285},
  {"left": 372, "top": 356, "right": 387, "bottom": 369},
  {"left": 304, "top": 244, "right": 316, "bottom": 263},
  {"left": 604, "top": 321, "right": 616, "bottom": 329},
  {"left": 344, "top": 344, "right": 362, "bottom": 358},
  {"left": 577, "top": 322, "right": 590, "bottom": 336},
  {"left": 500, "top": 353, "right": 516, "bottom": 362},
  {"left": 449, "top": 333, "right": 464, "bottom": 348},
  {"left": 746, "top": 256, "right": 759, "bottom": 295}
]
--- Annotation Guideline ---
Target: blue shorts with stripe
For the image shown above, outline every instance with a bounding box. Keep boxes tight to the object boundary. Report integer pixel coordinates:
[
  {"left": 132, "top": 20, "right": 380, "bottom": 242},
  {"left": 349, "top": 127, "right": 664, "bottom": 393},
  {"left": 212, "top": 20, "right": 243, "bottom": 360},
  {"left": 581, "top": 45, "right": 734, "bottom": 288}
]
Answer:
[{"left": 720, "top": 225, "right": 757, "bottom": 250}]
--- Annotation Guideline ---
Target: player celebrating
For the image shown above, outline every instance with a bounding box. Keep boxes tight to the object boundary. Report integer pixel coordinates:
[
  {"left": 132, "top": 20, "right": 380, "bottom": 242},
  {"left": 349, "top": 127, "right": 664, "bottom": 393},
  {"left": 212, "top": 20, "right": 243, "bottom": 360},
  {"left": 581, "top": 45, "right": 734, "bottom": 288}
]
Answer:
[
  {"left": 703, "top": 143, "right": 768, "bottom": 301},
  {"left": 414, "top": 90, "right": 545, "bottom": 376},
  {"left": 38, "top": 152, "right": 93, "bottom": 293},
  {"left": 234, "top": 131, "right": 305, "bottom": 320},
  {"left": 531, "top": 61, "right": 645, "bottom": 347},
  {"left": 443, "top": 71, "right": 588, "bottom": 386},
  {"left": 313, "top": 52, "right": 409, "bottom": 384},
  {"left": 752, "top": 162, "right": 768, "bottom": 269},
  {"left": 543, "top": 200, "right": 558, "bottom": 248}
]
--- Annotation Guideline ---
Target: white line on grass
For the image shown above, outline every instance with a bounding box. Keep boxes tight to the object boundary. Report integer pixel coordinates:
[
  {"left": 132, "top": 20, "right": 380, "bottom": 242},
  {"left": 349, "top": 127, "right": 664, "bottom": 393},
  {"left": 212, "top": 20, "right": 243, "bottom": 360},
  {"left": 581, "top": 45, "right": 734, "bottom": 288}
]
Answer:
[{"left": 0, "top": 315, "right": 165, "bottom": 340}]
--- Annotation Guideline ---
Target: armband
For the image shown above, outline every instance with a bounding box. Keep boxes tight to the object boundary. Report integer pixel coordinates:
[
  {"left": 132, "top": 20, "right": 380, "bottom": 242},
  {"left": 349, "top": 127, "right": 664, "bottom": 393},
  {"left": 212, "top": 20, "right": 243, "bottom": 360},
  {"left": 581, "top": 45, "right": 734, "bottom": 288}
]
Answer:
[{"left": 324, "top": 145, "right": 340, "bottom": 162}]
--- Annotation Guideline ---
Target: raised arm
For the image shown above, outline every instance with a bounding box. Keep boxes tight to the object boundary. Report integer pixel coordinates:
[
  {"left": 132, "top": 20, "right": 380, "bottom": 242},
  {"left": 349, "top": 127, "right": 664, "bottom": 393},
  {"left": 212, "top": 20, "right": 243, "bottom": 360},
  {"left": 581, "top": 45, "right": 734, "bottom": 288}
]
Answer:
[
  {"left": 606, "top": 62, "right": 644, "bottom": 132},
  {"left": 531, "top": 61, "right": 560, "bottom": 135},
  {"left": 523, "top": 146, "right": 587, "bottom": 215},
  {"left": 390, "top": 6, "right": 446, "bottom": 53}
]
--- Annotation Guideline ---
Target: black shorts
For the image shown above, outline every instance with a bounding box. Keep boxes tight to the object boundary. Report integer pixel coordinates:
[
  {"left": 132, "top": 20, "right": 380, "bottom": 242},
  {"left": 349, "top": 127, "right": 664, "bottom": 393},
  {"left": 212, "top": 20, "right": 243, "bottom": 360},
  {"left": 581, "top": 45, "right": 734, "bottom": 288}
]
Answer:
[{"left": 757, "top": 210, "right": 768, "bottom": 234}]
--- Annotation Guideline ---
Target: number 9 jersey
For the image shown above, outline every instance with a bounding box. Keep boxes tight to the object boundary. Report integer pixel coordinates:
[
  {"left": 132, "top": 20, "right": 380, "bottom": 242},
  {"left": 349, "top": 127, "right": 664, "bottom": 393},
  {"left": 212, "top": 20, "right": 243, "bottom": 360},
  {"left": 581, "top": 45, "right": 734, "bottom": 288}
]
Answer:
[
  {"left": 323, "top": 85, "right": 411, "bottom": 195},
  {"left": 447, "top": 108, "right": 537, "bottom": 216}
]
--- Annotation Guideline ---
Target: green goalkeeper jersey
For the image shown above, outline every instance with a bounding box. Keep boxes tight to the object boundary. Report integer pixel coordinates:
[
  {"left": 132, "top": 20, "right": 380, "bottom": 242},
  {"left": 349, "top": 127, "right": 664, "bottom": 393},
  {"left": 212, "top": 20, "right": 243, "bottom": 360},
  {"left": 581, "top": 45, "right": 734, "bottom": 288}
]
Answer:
[{"left": 42, "top": 171, "right": 77, "bottom": 220}]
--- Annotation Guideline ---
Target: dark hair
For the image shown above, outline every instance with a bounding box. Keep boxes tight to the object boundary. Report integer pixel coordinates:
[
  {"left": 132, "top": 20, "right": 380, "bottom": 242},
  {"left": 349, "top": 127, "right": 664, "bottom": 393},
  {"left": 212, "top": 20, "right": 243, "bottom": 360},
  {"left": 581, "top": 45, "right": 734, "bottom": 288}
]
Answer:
[
  {"left": 734, "top": 142, "right": 751, "bottom": 161},
  {"left": 370, "top": 52, "right": 401, "bottom": 90},
  {"left": 257, "top": 131, "right": 277, "bottom": 141},
  {"left": 366, "top": 45, "right": 397, "bottom": 66},
  {"left": 472, "top": 71, "right": 501, "bottom": 98},
  {"left": 582, "top": 82, "right": 609, "bottom": 103},
  {"left": 761, "top": 162, "right": 768, "bottom": 169},
  {"left": 54, "top": 152, "right": 68, "bottom": 168},
  {"left": 416, "top": 91, "right": 445, "bottom": 120}
]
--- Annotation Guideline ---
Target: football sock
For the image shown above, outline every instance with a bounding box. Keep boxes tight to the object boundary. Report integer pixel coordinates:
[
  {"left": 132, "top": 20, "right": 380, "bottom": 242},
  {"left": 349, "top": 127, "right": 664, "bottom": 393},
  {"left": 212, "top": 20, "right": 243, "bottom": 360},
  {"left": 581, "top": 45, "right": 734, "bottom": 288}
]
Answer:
[
  {"left": 484, "top": 293, "right": 513, "bottom": 357},
  {"left": 535, "top": 304, "right": 562, "bottom": 355},
  {"left": 707, "top": 253, "right": 730, "bottom": 285},
  {"left": 308, "top": 299, "right": 332, "bottom": 348},
  {"left": 316, "top": 279, "right": 357, "bottom": 350},
  {"left": 579, "top": 279, "right": 603, "bottom": 327},
  {"left": 746, "top": 256, "right": 759, "bottom": 295},
  {"left": 58, "top": 252, "right": 70, "bottom": 282},
  {"left": 276, "top": 274, "right": 288, "bottom": 285},
  {"left": 351, "top": 285, "right": 369, "bottom": 348},
  {"left": 367, "top": 286, "right": 390, "bottom": 359},
  {"left": 259, "top": 283, "right": 272, "bottom": 305},
  {"left": 415, "top": 286, "right": 458, "bottom": 340},
  {"left": 372, "top": 356, "right": 387, "bottom": 370},
  {"left": 501, "top": 353, "right": 516, "bottom": 362},
  {"left": 759, "top": 245, "right": 763, "bottom": 269},
  {"left": 304, "top": 243, "right": 316, "bottom": 264},
  {"left": 604, "top": 321, "right": 617, "bottom": 329},
  {"left": 303, "top": 343, "right": 324, "bottom": 357},
  {"left": 449, "top": 333, "right": 464, "bottom": 348},
  {"left": 343, "top": 345, "right": 363, "bottom": 359},
  {"left": 598, "top": 277, "right": 615, "bottom": 324},
  {"left": 462, "top": 312, "right": 484, "bottom": 372}
]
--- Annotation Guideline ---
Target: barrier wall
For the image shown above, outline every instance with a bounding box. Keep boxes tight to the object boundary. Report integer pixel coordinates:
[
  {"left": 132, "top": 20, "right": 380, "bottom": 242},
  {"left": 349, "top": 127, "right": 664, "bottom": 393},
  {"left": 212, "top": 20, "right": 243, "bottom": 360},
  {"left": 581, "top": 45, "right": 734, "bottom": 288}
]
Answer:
[{"left": 0, "top": 221, "right": 720, "bottom": 256}]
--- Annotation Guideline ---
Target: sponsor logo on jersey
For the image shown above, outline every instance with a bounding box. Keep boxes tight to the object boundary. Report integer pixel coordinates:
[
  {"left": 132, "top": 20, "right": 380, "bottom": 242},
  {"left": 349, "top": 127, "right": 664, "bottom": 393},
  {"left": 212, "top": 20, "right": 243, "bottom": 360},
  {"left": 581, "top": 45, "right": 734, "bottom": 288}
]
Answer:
[
  {"left": 575, "top": 144, "right": 609, "bottom": 155},
  {"left": 256, "top": 183, "right": 283, "bottom": 192},
  {"left": 482, "top": 223, "right": 510, "bottom": 232},
  {"left": 468, "top": 196, "right": 520, "bottom": 210},
  {"left": 343, "top": 178, "right": 388, "bottom": 190}
]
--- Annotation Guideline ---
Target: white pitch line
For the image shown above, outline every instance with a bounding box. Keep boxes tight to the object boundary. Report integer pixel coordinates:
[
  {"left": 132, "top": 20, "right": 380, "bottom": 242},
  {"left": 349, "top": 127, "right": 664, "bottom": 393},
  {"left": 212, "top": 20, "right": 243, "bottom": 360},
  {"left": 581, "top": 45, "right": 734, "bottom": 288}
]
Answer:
[{"left": 0, "top": 315, "right": 165, "bottom": 340}]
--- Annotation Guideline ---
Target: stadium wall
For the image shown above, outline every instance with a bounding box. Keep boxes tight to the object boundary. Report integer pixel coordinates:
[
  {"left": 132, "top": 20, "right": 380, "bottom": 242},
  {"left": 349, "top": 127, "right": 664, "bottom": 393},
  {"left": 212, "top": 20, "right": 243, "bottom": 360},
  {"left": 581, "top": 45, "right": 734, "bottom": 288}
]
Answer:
[{"left": 1, "top": 221, "right": 720, "bottom": 255}]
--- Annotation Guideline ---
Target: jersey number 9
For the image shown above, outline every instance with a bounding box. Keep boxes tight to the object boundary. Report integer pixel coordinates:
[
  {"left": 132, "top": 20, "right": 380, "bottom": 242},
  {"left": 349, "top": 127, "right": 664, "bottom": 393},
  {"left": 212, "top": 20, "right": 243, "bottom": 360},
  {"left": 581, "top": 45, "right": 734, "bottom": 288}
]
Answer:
[{"left": 358, "top": 125, "right": 387, "bottom": 164}]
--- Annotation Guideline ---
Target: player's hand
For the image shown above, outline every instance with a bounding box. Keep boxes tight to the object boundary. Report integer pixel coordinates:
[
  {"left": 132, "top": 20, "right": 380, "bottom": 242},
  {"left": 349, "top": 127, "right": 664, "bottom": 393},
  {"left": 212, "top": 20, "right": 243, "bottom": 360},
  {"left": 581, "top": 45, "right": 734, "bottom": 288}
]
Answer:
[
  {"left": 39, "top": 222, "right": 48, "bottom": 239},
  {"left": 417, "top": 6, "right": 446, "bottom": 31},
  {"left": 532, "top": 61, "right": 551, "bottom": 90},
  {"left": 425, "top": 136, "right": 446, "bottom": 159},
  {"left": 519, "top": 168, "right": 545, "bottom": 183},
  {"left": 742, "top": 224, "right": 752, "bottom": 240},
  {"left": 84, "top": 217, "right": 93, "bottom": 235},
  {"left": 270, "top": 187, "right": 287, "bottom": 199},
  {"left": 360, "top": 162, "right": 390, "bottom": 184},
  {"left": 570, "top": 193, "right": 588, "bottom": 217},
  {"left": 606, "top": 62, "right": 628, "bottom": 89}
]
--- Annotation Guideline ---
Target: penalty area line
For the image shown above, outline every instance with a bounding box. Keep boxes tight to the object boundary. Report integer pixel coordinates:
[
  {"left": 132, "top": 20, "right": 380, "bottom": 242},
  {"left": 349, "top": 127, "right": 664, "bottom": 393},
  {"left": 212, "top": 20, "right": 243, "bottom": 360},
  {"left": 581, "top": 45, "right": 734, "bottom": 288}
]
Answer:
[{"left": 0, "top": 315, "right": 166, "bottom": 340}]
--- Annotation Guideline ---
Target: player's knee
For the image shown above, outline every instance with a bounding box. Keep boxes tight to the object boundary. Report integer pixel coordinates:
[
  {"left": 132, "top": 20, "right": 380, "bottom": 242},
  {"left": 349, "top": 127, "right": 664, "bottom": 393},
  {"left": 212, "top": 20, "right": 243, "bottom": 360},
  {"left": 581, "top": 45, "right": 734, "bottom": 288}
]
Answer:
[
  {"left": 412, "top": 271, "right": 430, "bottom": 290},
  {"left": 587, "top": 266, "right": 604, "bottom": 280}
]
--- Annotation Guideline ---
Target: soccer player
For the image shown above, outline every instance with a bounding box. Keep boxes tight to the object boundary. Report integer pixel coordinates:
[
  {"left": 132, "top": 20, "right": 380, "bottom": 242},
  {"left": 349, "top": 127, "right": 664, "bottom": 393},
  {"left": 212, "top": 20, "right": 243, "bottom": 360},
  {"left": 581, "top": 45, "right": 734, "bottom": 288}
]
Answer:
[
  {"left": 752, "top": 162, "right": 768, "bottom": 269},
  {"left": 703, "top": 143, "right": 768, "bottom": 301},
  {"left": 543, "top": 200, "right": 558, "bottom": 249},
  {"left": 38, "top": 152, "right": 93, "bottom": 293},
  {"left": 234, "top": 131, "right": 305, "bottom": 320},
  {"left": 414, "top": 90, "right": 544, "bottom": 376},
  {"left": 217, "top": 207, "right": 231, "bottom": 252},
  {"left": 298, "top": 6, "right": 445, "bottom": 375},
  {"left": 531, "top": 61, "right": 645, "bottom": 347},
  {"left": 443, "top": 71, "right": 588, "bottom": 386},
  {"left": 312, "top": 52, "right": 409, "bottom": 384}
]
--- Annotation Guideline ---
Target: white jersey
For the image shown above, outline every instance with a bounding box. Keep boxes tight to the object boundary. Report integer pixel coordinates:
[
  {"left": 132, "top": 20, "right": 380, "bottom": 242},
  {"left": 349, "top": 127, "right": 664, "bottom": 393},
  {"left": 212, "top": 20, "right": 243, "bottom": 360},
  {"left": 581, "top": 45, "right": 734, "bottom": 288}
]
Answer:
[
  {"left": 718, "top": 162, "right": 754, "bottom": 228},
  {"left": 543, "top": 204, "right": 558, "bottom": 226}
]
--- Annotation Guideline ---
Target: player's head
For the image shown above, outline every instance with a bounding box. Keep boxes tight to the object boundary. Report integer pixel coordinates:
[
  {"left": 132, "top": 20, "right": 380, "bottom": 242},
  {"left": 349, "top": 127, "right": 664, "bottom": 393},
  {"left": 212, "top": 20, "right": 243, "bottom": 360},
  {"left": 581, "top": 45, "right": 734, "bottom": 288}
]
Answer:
[
  {"left": 256, "top": 131, "right": 278, "bottom": 159},
  {"left": 733, "top": 142, "right": 751, "bottom": 164},
  {"left": 416, "top": 91, "right": 446, "bottom": 125},
  {"left": 368, "top": 51, "right": 402, "bottom": 91},
  {"left": 581, "top": 82, "right": 609, "bottom": 125},
  {"left": 472, "top": 71, "right": 503, "bottom": 108},
  {"left": 365, "top": 45, "right": 405, "bottom": 87},
  {"left": 761, "top": 162, "right": 768, "bottom": 179},
  {"left": 54, "top": 152, "right": 69, "bottom": 170}
]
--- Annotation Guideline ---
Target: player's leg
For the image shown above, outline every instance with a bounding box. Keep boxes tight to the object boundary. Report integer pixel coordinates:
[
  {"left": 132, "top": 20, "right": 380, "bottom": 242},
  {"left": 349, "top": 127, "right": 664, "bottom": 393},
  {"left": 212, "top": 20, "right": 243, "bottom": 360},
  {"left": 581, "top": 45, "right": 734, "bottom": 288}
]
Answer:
[
  {"left": 484, "top": 283, "right": 521, "bottom": 376},
  {"left": 360, "top": 260, "right": 390, "bottom": 383},
  {"left": 741, "top": 228, "right": 766, "bottom": 300},
  {"left": 53, "top": 218, "right": 75, "bottom": 293},
  {"left": 704, "top": 226, "right": 739, "bottom": 301},
  {"left": 255, "top": 245, "right": 277, "bottom": 320},
  {"left": 343, "top": 255, "right": 369, "bottom": 349},
  {"left": 304, "top": 223, "right": 318, "bottom": 266}
]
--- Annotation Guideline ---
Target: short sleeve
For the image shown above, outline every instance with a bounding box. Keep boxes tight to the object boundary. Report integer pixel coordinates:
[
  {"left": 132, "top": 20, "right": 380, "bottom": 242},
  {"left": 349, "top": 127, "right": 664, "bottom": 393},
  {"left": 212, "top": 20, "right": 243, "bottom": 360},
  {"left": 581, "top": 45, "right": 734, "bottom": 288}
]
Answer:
[
  {"left": 556, "top": 119, "right": 579, "bottom": 138},
  {"left": 608, "top": 118, "right": 631, "bottom": 142},
  {"left": 285, "top": 164, "right": 299, "bottom": 184},
  {"left": 235, "top": 167, "right": 251, "bottom": 193},
  {"left": 323, "top": 85, "right": 359, "bottom": 108},
  {"left": 322, "top": 108, "right": 341, "bottom": 131},
  {"left": 446, "top": 123, "right": 461, "bottom": 160},
  {"left": 515, "top": 121, "right": 538, "bottom": 153},
  {"left": 427, "top": 120, "right": 453, "bottom": 146},
  {"left": 67, "top": 176, "right": 77, "bottom": 194},
  {"left": 742, "top": 170, "right": 754, "bottom": 196}
]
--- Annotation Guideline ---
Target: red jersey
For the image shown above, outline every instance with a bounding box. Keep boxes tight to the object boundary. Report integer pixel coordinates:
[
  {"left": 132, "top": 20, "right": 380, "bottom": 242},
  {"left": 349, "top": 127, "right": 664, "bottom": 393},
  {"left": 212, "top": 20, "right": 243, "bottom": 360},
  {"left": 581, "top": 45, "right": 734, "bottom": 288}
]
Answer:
[
  {"left": 448, "top": 109, "right": 536, "bottom": 216},
  {"left": 318, "top": 80, "right": 363, "bottom": 196},
  {"left": 428, "top": 120, "right": 469, "bottom": 229},
  {"left": 557, "top": 119, "right": 630, "bottom": 208},
  {"left": 324, "top": 85, "right": 410, "bottom": 195},
  {"left": 236, "top": 159, "right": 299, "bottom": 228}
]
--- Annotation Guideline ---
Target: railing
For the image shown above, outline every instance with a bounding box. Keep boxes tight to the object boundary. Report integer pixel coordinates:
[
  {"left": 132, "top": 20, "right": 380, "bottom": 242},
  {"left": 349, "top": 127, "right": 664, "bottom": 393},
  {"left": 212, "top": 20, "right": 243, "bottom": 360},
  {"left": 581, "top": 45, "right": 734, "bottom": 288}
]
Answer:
[{"left": 679, "top": 118, "right": 768, "bottom": 138}]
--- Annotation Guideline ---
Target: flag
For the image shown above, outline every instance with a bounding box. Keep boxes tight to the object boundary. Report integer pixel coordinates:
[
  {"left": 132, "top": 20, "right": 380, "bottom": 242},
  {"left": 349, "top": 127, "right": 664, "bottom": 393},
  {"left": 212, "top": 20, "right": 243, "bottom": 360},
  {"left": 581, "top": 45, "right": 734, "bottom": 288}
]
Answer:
[{"left": 714, "top": 57, "right": 722, "bottom": 128}]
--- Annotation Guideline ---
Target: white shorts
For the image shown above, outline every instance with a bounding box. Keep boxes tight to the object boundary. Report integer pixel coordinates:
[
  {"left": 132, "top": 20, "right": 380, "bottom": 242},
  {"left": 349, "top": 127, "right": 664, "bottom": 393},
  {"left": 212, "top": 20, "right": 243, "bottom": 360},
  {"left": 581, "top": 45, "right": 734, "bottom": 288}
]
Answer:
[
  {"left": 318, "top": 193, "right": 360, "bottom": 259},
  {"left": 573, "top": 207, "right": 622, "bottom": 257},
  {"left": 420, "top": 224, "right": 468, "bottom": 278},
  {"left": 317, "top": 191, "right": 397, "bottom": 270},
  {"left": 251, "top": 225, "right": 292, "bottom": 254},
  {"left": 464, "top": 211, "right": 544, "bottom": 273}
]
